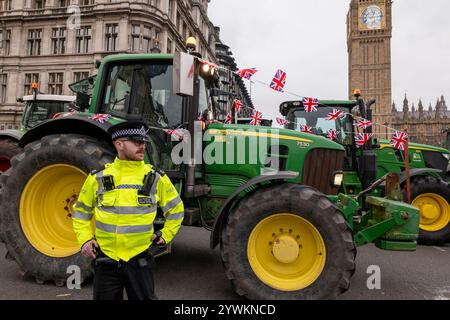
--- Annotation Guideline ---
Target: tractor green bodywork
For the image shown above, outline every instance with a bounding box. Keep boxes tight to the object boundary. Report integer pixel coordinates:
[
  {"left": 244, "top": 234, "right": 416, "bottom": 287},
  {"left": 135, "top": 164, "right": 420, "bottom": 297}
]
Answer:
[{"left": 20, "top": 54, "right": 420, "bottom": 254}]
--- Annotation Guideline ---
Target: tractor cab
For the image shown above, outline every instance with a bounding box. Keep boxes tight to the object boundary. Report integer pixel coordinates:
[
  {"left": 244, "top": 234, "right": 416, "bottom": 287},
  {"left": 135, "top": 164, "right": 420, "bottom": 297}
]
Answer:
[
  {"left": 280, "top": 99, "right": 357, "bottom": 145},
  {"left": 18, "top": 93, "right": 76, "bottom": 130}
]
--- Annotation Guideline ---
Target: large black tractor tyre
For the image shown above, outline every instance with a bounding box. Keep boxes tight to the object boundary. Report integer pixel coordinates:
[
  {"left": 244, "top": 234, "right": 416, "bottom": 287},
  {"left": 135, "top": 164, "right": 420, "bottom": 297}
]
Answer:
[
  {"left": 403, "top": 176, "right": 450, "bottom": 245},
  {"left": 0, "top": 138, "right": 22, "bottom": 173},
  {"left": 0, "top": 134, "right": 115, "bottom": 285},
  {"left": 221, "top": 184, "right": 356, "bottom": 300}
]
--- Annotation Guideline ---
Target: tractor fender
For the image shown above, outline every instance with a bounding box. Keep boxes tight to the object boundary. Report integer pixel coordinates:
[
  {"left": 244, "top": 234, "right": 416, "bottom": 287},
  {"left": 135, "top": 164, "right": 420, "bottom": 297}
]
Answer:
[
  {"left": 19, "top": 116, "right": 113, "bottom": 148},
  {"left": 0, "top": 129, "right": 23, "bottom": 142},
  {"left": 209, "top": 171, "right": 299, "bottom": 250},
  {"left": 399, "top": 168, "right": 444, "bottom": 185}
]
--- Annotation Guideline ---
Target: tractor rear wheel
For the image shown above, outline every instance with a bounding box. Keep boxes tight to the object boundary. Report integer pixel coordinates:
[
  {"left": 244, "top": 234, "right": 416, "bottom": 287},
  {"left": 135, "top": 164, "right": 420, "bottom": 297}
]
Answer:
[
  {"left": 405, "top": 176, "right": 450, "bottom": 245},
  {"left": 221, "top": 184, "right": 356, "bottom": 300},
  {"left": 0, "top": 138, "right": 22, "bottom": 173},
  {"left": 0, "top": 134, "right": 114, "bottom": 285}
]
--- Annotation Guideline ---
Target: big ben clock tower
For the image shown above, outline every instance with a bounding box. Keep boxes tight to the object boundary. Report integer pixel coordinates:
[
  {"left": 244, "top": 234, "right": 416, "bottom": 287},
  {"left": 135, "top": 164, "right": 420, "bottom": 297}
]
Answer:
[{"left": 347, "top": 0, "right": 393, "bottom": 138}]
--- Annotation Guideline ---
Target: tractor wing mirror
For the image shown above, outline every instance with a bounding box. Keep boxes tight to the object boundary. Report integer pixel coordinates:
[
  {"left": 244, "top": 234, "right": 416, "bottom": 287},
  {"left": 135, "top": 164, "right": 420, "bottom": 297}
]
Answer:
[{"left": 173, "top": 52, "right": 194, "bottom": 97}]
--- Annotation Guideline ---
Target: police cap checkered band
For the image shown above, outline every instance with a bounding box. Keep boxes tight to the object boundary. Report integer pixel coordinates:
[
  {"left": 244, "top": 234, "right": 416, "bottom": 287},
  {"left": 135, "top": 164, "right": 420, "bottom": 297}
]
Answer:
[
  {"left": 111, "top": 128, "right": 148, "bottom": 140},
  {"left": 107, "top": 120, "right": 150, "bottom": 142}
]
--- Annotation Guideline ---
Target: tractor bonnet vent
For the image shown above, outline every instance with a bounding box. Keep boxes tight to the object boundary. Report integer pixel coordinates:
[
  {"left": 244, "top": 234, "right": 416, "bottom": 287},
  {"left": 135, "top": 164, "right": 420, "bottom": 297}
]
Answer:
[{"left": 266, "top": 145, "right": 289, "bottom": 171}]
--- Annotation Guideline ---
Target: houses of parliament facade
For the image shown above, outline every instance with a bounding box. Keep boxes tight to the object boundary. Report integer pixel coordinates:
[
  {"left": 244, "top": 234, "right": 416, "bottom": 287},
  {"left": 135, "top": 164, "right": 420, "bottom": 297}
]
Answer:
[{"left": 347, "top": 0, "right": 449, "bottom": 148}]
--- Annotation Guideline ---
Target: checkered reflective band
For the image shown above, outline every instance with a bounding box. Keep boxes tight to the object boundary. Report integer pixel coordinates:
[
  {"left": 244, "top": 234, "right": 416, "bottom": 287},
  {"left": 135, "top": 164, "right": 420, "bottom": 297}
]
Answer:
[
  {"left": 116, "top": 184, "right": 143, "bottom": 190},
  {"left": 112, "top": 127, "right": 148, "bottom": 140}
]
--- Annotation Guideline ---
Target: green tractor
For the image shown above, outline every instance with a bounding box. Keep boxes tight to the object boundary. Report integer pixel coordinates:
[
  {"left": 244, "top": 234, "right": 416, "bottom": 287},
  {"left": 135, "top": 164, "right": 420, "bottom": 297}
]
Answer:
[
  {"left": 0, "top": 51, "right": 420, "bottom": 299},
  {"left": 0, "top": 87, "right": 76, "bottom": 173},
  {"left": 280, "top": 98, "right": 450, "bottom": 245}
]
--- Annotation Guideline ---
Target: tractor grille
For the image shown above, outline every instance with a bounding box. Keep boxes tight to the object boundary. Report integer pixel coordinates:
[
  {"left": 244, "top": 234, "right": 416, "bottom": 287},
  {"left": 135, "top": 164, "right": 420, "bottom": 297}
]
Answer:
[{"left": 302, "top": 149, "right": 344, "bottom": 195}]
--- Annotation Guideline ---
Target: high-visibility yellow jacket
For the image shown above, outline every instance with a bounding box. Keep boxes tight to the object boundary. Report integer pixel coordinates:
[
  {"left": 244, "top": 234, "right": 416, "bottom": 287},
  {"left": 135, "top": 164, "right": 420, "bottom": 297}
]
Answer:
[{"left": 72, "top": 157, "right": 184, "bottom": 262}]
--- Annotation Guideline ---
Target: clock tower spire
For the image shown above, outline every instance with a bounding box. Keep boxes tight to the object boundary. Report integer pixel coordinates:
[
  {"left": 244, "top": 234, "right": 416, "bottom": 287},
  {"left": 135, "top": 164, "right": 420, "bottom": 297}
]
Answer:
[{"left": 347, "top": 0, "right": 393, "bottom": 138}]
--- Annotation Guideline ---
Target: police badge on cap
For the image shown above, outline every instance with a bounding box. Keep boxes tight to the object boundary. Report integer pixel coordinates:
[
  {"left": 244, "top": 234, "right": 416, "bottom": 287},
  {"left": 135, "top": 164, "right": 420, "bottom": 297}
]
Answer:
[{"left": 107, "top": 121, "right": 150, "bottom": 142}]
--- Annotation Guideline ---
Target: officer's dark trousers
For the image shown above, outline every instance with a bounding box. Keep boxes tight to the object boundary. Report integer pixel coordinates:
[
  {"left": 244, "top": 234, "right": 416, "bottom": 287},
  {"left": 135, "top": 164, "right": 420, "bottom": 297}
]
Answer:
[{"left": 93, "top": 250, "right": 157, "bottom": 300}]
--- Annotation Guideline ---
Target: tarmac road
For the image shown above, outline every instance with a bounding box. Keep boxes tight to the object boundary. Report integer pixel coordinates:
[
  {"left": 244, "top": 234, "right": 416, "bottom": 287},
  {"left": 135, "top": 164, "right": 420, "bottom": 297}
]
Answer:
[{"left": 0, "top": 226, "right": 449, "bottom": 300}]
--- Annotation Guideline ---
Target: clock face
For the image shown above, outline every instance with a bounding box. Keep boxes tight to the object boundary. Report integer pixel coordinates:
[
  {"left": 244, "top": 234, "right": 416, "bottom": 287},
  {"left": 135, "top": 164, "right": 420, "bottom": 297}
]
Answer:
[{"left": 361, "top": 5, "right": 383, "bottom": 29}]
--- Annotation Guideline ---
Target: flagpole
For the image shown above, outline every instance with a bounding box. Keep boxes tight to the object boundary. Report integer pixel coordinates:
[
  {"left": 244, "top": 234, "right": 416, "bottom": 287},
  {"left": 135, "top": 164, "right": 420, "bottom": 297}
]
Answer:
[{"left": 404, "top": 129, "right": 411, "bottom": 203}]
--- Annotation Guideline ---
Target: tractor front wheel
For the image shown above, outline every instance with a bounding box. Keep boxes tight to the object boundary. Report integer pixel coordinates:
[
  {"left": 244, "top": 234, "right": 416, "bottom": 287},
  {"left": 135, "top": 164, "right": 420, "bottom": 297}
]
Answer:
[
  {"left": 221, "top": 184, "right": 356, "bottom": 300},
  {"left": 405, "top": 176, "right": 450, "bottom": 245},
  {"left": 0, "top": 134, "right": 114, "bottom": 285}
]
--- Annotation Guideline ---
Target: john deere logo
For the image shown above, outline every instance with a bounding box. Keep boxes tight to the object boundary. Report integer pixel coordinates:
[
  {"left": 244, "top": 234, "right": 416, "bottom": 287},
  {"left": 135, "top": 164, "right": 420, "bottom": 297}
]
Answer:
[{"left": 412, "top": 153, "right": 422, "bottom": 162}]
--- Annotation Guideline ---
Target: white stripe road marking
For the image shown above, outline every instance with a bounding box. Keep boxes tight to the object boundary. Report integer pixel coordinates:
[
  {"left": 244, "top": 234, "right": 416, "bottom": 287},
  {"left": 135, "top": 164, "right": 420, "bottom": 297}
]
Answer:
[{"left": 432, "top": 246, "right": 446, "bottom": 252}]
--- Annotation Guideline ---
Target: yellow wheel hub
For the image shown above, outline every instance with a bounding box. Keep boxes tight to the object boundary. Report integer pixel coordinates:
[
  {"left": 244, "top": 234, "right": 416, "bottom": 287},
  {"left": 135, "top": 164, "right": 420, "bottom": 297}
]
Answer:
[
  {"left": 20, "top": 164, "right": 87, "bottom": 258},
  {"left": 412, "top": 193, "right": 450, "bottom": 232},
  {"left": 247, "top": 213, "right": 326, "bottom": 291}
]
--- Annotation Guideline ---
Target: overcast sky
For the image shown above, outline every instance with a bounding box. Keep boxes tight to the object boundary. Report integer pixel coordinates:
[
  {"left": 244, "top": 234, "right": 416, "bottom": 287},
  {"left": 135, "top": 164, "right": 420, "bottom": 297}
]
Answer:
[{"left": 208, "top": 0, "right": 450, "bottom": 123}]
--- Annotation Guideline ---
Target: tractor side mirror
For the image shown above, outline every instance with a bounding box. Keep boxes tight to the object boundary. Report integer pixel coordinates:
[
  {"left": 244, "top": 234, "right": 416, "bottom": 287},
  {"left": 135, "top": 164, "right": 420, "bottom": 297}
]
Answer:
[{"left": 75, "top": 91, "right": 90, "bottom": 111}]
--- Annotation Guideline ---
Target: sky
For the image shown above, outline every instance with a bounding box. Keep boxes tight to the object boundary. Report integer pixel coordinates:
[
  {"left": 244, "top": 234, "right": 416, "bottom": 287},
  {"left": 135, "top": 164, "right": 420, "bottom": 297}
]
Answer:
[{"left": 208, "top": 0, "right": 450, "bottom": 123}]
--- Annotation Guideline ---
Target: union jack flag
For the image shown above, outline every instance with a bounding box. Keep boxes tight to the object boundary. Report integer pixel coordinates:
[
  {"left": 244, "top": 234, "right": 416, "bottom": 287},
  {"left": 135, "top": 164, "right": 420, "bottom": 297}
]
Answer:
[
  {"left": 163, "top": 129, "right": 184, "bottom": 142},
  {"left": 355, "top": 133, "right": 373, "bottom": 148},
  {"left": 238, "top": 68, "right": 258, "bottom": 80},
  {"left": 89, "top": 114, "right": 111, "bottom": 123},
  {"left": 61, "top": 110, "right": 77, "bottom": 118},
  {"left": 390, "top": 131, "right": 408, "bottom": 151},
  {"left": 327, "top": 129, "right": 340, "bottom": 141},
  {"left": 250, "top": 110, "right": 263, "bottom": 126},
  {"left": 327, "top": 109, "right": 345, "bottom": 121},
  {"left": 225, "top": 112, "right": 233, "bottom": 124},
  {"left": 301, "top": 125, "right": 313, "bottom": 134},
  {"left": 302, "top": 97, "right": 319, "bottom": 113},
  {"left": 234, "top": 99, "right": 243, "bottom": 113},
  {"left": 198, "top": 112, "right": 204, "bottom": 122},
  {"left": 354, "top": 118, "right": 373, "bottom": 129},
  {"left": 270, "top": 69, "right": 287, "bottom": 92},
  {"left": 276, "top": 117, "right": 289, "bottom": 126}
]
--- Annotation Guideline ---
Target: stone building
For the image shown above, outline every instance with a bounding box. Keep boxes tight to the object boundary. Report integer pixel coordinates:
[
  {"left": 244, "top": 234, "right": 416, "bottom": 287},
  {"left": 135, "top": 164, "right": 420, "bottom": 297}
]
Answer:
[
  {"left": 0, "top": 0, "right": 231, "bottom": 130},
  {"left": 391, "top": 95, "right": 449, "bottom": 147},
  {"left": 213, "top": 26, "right": 253, "bottom": 120}
]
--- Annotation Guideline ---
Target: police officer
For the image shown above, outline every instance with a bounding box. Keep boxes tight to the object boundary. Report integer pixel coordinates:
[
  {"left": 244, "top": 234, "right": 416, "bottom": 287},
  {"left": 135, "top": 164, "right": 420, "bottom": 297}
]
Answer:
[{"left": 72, "top": 120, "right": 184, "bottom": 300}]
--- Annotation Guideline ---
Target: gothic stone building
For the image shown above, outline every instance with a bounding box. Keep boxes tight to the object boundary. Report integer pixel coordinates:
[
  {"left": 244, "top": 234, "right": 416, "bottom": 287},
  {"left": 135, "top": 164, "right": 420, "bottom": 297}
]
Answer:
[
  {"left": 391, "top": 95, "right": 449, "bottom": 148},
  {"left": 0, "top": 0, "right": 219, "bottom": 130}
]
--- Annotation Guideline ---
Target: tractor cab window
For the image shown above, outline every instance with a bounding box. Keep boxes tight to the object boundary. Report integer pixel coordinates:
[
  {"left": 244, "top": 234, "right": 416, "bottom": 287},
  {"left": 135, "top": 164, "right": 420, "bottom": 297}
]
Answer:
[
  {"left": 292, "top": 107, "right": 353, "bottom": 144},
  {"left": 103, "top": 63, "right": 182, "bottom": 129},
  {"left": 22, "top": 100, "right": 72, "bottom": 128},
  {"left": 198, "top": 77, "right": 211, "bottom": 121},
  {"left": 102, "top": 62, "right": 183, "bottom": 171}
]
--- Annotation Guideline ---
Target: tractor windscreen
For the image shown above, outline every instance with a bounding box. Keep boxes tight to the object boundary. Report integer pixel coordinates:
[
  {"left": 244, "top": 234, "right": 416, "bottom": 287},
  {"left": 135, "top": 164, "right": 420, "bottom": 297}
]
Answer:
[
  {"left": 22, "top": 100, "right": 73, "bottom": 128},
  {"left": 103, "top": 62, "right": 183, "bottom": 129},
  {"left": 292, "top": 106, "right": 354, "bottom": 144}
]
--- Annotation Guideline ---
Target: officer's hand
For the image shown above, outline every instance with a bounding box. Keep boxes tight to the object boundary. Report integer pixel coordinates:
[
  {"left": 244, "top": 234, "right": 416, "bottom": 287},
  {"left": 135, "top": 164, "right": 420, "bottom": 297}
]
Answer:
[
  {"left": 81, "top": 239, "right": 98, "bottom": 259},
  {"left": 151, "top": 233, "right": 166, "bottom": 245}
]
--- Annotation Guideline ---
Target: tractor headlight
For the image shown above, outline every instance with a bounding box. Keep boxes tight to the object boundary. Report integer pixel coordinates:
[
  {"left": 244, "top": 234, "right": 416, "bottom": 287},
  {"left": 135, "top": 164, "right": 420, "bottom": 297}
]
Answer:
[
  {"left": 201, "top": 63, "right": 210, "bottom": 74},
  {"left": 332, "top": 171, "right": 344, "bottom": 187},
  {"left": 443, "top": 153, "right": 450, "bottom": 161}
]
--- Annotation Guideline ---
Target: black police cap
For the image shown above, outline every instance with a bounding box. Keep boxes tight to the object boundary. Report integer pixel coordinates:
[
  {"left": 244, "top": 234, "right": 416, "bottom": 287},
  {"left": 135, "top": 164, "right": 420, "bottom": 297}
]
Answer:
[{"left": 107, "top": 121, "right": 150, "bottom": 142}]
